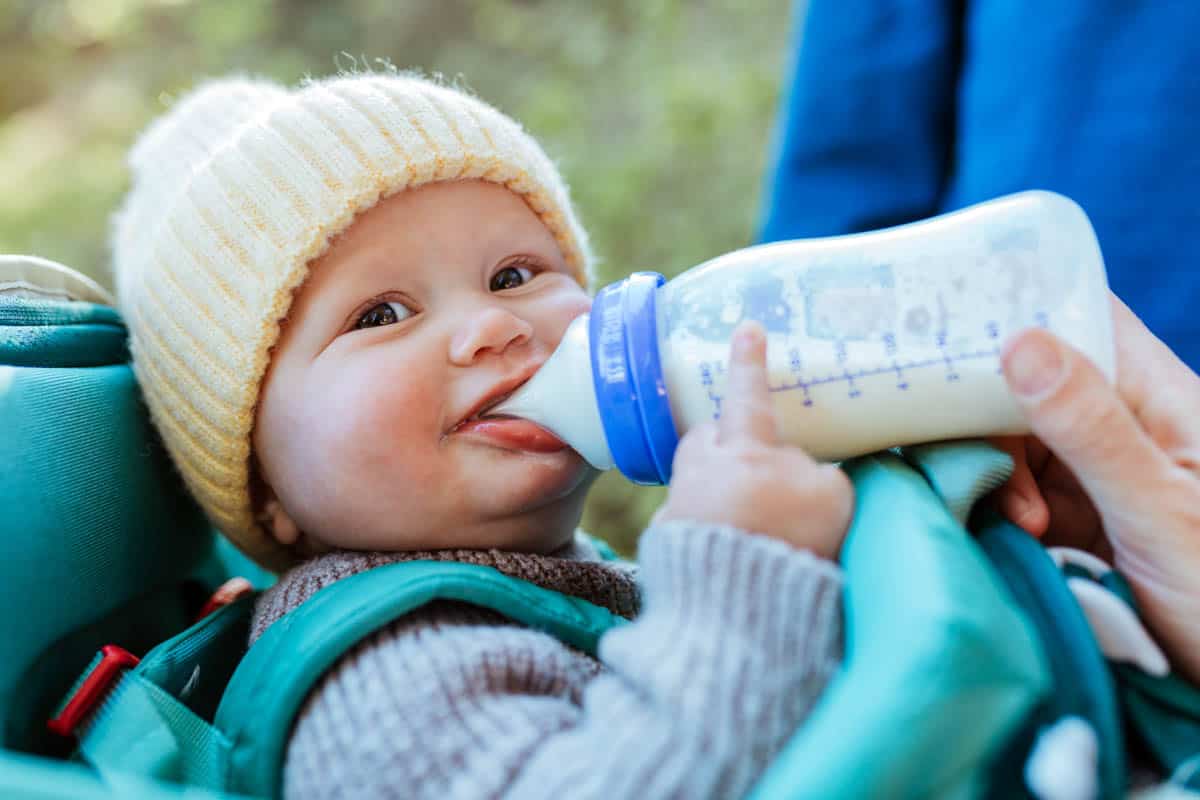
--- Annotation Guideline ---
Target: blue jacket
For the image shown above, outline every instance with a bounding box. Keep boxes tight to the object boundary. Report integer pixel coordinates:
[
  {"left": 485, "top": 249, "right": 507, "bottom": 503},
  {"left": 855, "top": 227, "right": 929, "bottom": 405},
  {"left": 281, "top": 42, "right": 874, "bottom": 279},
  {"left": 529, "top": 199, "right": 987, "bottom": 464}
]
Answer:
[{"left": 760, "top": 0, "right": 1200, "bottom": 368}]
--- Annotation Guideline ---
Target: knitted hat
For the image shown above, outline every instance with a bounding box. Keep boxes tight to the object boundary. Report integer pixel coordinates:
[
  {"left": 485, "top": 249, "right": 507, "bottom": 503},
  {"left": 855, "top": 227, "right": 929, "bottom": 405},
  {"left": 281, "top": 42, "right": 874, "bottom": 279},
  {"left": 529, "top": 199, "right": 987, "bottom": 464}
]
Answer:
[{"left": 112, "top": 72, "right": 594, "bottom": 572}]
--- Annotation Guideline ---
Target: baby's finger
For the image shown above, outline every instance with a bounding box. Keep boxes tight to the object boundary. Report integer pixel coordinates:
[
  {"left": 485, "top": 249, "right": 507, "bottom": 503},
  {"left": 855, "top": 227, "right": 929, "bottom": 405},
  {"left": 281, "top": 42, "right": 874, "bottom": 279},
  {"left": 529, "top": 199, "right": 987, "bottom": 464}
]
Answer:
[
  {"left": 670, "top": 423, "right": 719, "bottom": 474},
  {"left": 719, "top": 322, "right": 778, "bottom": 444},
  {"left": 986, "top": 436, "right": 1051, "bottom": 536}
]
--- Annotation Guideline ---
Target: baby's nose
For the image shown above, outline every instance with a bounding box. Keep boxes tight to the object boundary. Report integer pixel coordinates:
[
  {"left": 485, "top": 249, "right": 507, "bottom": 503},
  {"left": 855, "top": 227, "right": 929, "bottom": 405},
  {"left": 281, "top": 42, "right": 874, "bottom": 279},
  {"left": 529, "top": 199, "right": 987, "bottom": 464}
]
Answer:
[{"left": 448, "top": 307, "right": 534, "bottom": 365}]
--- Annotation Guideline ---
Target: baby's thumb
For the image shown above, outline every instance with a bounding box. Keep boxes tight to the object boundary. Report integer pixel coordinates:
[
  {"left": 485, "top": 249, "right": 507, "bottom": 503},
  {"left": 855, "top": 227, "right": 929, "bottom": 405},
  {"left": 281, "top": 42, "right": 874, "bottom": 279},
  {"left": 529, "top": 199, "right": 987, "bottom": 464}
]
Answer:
[{"left": 1001, "top": 328, "right": 1168, "bottom": 511}]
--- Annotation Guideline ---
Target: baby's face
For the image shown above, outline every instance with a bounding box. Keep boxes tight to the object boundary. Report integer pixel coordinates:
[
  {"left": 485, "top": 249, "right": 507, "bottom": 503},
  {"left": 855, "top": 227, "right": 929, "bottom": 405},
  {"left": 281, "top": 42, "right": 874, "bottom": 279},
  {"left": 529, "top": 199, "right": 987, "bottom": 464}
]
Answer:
[{"left": 253, "top": 180, "right": 596, "bottom": 555}]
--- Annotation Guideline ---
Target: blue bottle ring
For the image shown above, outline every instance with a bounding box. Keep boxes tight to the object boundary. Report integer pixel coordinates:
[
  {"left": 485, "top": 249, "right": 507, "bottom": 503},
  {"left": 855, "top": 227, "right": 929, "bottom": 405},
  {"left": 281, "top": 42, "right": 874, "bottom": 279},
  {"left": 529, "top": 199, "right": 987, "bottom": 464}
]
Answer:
[{"left": 589, "top": 272, "right": 680, "bottom": 484}]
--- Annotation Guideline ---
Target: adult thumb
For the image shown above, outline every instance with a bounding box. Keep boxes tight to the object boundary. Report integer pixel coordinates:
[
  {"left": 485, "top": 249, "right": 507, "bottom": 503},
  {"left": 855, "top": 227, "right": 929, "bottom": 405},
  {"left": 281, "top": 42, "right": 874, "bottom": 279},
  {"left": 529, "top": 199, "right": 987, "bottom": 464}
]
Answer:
[{"left": 1001, "top": 328, "right": 1169, "bottom": 510}]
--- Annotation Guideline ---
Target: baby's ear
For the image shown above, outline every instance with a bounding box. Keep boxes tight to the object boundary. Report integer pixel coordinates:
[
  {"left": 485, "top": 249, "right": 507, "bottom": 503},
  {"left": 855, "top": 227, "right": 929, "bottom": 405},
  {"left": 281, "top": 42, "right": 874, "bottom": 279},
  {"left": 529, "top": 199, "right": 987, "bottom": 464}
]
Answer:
[
  {"left": 261, "top": 496, "right": 301, "bottom": 546},
  {"left": 252, "top": 467, "right": 328, "bottom": 556},
  {"left": 250, "top": 458, "right": 300, "bottom": 546}
]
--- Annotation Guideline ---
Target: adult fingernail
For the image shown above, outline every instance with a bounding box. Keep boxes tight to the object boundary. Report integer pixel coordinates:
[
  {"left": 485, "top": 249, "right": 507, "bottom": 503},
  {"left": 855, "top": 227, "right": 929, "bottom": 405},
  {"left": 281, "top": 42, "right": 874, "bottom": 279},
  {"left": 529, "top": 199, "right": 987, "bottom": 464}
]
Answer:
[{"left": 1004, "top": 333, "right": 1065, "bottom": 398}]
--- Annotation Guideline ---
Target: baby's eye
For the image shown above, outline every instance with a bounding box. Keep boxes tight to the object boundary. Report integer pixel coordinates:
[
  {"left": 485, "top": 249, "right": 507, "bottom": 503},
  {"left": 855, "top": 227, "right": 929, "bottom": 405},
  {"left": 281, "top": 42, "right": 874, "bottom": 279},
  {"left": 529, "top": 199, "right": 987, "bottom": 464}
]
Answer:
[
  {"left": 490, "top": 264, "right": 534, "bottom": 292},
  {"left": 355, "top": 301, "right": 413, "bottom": 330}
]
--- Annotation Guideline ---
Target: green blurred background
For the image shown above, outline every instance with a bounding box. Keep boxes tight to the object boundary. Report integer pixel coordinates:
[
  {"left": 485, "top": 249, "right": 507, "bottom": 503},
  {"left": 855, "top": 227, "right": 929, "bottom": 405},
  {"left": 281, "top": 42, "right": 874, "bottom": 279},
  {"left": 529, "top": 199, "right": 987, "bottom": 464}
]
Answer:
[{"left": 0, "top": 0, "right": 795, "bottom": 554}]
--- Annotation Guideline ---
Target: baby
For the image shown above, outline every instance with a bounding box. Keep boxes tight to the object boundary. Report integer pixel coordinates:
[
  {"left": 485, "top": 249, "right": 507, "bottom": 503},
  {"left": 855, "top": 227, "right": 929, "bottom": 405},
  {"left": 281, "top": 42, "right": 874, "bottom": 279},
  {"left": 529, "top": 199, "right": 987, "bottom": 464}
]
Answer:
[{"left": 111, "top": 72, "right": 852, "bottom": 799}]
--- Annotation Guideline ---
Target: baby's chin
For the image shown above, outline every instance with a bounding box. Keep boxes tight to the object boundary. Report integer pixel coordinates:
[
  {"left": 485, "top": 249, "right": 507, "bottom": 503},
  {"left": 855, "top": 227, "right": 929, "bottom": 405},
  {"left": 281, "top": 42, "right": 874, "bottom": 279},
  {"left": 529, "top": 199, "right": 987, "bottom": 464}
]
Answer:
[
  {"left": 404, "top": 502, "right": 583, "bottom": 554},
  {"left": 301, "top": 488, "right": 586, "bottom": 555},
  {"left": 298, "top": 451, "right": 595, "bottom": 555},
  {"left": 454, "top": 457, "right": 598, "bottom": 545},
  {"left": 466, "top": 441, "right": 596, "bottom": 497}
]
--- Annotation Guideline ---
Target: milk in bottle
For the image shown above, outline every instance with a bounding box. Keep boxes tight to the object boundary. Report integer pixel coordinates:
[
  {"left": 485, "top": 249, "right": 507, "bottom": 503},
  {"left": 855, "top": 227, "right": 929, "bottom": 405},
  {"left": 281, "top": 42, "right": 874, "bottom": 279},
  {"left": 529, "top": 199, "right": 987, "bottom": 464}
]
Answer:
[{"left": 491, "top": 191, "right": 1114, "bottom": 484}]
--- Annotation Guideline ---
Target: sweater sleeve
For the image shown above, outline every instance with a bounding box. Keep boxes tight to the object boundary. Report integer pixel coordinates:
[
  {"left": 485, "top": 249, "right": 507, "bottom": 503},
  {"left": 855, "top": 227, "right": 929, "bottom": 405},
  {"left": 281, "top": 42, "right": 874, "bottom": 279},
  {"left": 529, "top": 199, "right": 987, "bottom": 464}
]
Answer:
[
  {"left": 758, "top": 0, "right": 962, "bottom": 242},
  {"left": 282, "top": 523, "right": 844, "bottom": 800}
]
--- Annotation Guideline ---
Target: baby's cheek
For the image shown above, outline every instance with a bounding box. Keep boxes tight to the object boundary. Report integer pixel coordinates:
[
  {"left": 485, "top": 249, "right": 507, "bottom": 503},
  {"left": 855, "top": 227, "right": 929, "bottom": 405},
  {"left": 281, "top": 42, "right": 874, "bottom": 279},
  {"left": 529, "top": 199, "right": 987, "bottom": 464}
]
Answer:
[
  {"left": 292, "top": 379, "right": 443, "bottom": 535},
  {"left": 558, "top": 287, "right": 591, "bottom": 322},
  {"left": 316, "top": 372, "right": 437, "bottom": 475}
]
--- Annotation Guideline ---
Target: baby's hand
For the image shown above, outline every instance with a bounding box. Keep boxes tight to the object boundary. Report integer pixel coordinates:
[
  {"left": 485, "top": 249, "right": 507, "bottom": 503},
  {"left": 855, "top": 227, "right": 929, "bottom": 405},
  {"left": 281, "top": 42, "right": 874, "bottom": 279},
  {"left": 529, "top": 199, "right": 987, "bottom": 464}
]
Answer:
[{"left": 654, "top": 322, "right": 853, "bottom": 560}]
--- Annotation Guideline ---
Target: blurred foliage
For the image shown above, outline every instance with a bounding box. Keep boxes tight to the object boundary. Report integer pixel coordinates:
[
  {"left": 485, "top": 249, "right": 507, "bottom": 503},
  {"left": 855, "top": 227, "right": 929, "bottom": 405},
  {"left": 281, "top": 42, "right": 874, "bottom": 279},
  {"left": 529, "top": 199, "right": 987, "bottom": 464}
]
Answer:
[{"left": 0, "top": 0, "right": 796, "bottom": 555}]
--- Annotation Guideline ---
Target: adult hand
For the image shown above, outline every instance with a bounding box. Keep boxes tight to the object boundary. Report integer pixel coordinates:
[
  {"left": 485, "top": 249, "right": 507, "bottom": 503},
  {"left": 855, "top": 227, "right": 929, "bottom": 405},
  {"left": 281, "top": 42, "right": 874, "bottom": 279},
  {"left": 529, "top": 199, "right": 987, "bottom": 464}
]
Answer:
[
  {"left": 654, "top": 322, "right": 853, "bottom": 561},
  {"left": 993, "top": 294, "right": 1200, "bottom": 683}
]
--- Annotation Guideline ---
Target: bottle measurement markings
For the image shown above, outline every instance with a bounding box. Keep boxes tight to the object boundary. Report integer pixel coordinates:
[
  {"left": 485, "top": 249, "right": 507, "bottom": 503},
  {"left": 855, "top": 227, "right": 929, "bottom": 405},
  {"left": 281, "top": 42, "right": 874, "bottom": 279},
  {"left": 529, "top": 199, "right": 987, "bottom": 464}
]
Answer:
[
  {"left": 789, "top": 347, "right": 814, "bottom": 407},
  {"left": 767, "top": 347, "right": 1000, "bottom": 400},
  {"left": 696, "top": 316, "right": 1052, "bottom": 417}
]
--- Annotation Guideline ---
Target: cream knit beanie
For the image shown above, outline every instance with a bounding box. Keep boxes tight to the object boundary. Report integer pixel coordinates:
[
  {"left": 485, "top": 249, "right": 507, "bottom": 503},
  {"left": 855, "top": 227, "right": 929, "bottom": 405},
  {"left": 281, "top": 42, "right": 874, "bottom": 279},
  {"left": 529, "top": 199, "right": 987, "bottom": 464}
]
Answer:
[{"left": 112, "top": 72, "right": 593, "bottom": 571}]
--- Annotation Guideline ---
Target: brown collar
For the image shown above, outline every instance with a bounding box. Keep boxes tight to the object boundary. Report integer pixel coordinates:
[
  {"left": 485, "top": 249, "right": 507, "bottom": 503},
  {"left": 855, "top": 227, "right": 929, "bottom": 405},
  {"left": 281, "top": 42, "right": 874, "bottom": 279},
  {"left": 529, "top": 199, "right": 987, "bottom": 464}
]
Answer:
[{"left": 250, "top": 533, "right": 640, "bottom": 644}]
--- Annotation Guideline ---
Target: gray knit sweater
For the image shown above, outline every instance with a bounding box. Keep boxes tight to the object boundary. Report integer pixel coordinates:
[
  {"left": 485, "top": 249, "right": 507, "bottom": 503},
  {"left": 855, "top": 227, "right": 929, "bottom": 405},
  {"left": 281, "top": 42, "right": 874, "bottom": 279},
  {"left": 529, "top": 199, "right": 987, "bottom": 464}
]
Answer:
[{"left": 250, "top": 522, "right": 845, "bottom": 799}]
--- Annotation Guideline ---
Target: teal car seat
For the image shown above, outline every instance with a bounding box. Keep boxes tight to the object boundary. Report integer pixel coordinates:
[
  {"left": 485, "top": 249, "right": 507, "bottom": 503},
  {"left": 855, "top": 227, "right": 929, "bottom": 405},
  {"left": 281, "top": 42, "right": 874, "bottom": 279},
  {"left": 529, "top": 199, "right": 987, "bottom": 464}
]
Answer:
[
  {"left": 0, "top": 256, "right": 270, "bottom": 797},
  {"left": 3, "top": 256, "right": 1199, "bottom": 798}
]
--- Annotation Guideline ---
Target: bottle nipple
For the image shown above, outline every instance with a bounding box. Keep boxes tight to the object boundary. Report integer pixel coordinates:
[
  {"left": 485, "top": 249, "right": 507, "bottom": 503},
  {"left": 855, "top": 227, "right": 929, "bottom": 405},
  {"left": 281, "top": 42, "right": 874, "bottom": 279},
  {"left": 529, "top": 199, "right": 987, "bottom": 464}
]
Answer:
[{"left": 490, "top": 315, "right": 615, "bottom": 470}]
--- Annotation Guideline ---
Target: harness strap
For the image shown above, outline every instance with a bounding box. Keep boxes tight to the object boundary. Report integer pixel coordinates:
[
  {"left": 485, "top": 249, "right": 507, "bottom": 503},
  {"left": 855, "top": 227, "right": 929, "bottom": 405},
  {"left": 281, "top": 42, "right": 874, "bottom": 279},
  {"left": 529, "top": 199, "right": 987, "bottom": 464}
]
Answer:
[
  {"left": 225, "top": 560, "right": 627, "bottom": 798},
  {"left": 78, "top": 670, "right": 233, "bottom": 790},
  {"left": 903, "top": 441, "right": 1126, "bottom": 798},
  {"left": 974, "top": 514, "right": 1125, "bottom": 799},
  {"left": 67, "top": 561, "right": 625, "bottom": 798},
  {"left": 749, "top": 447, "right": 1050, "bottom": 799},
  {"left": 66, "top": 595, "right": 254, "bottom": 791}
]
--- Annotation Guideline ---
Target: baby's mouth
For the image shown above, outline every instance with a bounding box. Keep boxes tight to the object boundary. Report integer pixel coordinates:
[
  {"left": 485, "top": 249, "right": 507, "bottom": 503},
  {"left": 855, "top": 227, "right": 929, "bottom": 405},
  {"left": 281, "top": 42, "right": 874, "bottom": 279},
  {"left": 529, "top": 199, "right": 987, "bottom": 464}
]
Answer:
[
  {"left": 450, "top": 373, "right": 567, "bottom": 453},
  {"left": 451, "top": 365, "right": 542, "bottom": 432},
  {"left": 452, "top": 389, "right": 518, "bottom": 432},
  {"left": 453, "top": 415, "right": 568, "bottom": 453},
  {"left": 473, "top": 391, "right": 516, "bottom": 421}
]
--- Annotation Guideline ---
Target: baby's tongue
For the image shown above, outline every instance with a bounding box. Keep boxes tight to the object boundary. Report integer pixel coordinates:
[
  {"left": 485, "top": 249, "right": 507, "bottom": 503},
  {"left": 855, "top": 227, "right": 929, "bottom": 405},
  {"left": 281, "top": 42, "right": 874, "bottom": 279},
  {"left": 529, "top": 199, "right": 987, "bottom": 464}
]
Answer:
[{"left": 459, "top": 416, "right": 568, "bottom": 453}]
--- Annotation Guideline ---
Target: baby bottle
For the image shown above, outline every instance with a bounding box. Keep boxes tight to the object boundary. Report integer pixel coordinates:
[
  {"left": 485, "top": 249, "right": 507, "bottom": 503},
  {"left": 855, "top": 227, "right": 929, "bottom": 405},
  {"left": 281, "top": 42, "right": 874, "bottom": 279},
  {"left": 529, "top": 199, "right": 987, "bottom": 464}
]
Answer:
[{"left": 492, "top": 190, "right": 1115, "bottom": 484}]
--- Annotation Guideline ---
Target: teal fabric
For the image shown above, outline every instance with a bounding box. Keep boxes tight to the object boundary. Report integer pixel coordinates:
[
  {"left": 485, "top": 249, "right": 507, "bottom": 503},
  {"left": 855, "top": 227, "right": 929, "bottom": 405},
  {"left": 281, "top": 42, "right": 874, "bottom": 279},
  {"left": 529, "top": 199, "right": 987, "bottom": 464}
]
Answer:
[
  {"left": 64, "top": 562, "right": 626, "bottom": 799},
  {"left": 0, "top": 297, "right": 126, "bottom": 366},
  {"left": 750, "top": 447, "right": 1050, "bottom": 799},
  {"left": 53, "top": 597, "right": 261, "bottom": 799},
  {"left": 1085, "top": 568, "right": 1200, "bottom": 786},
  {"left": 975, "top": 515, "right": 1125, "bottom": 798},
  {"left": 80, "top": 672, "right": 233, "bottom": 789},
  {"left": 1120, "top": 666, "right": 1200, "bottom": 788},
  {"left": 10, "top": 583, "right": 197, "bottom": 758},
  {"left": 0, "top": 748, "right": 251, "bottom": 799},
  {"left": 131, "top": 594, "right": 256, "bottom": 725},
  {"left": 0, "top": 294, "right": 216, "bottom": 754},
  {"left": 903, "top": 442, "right": 1015, "bottom": 526},
  {"left": 71, "top": 597, "right": 255, "bottom": 789},
  {"left": 215, "top": 560, "right": 629, "bottom": 799}
]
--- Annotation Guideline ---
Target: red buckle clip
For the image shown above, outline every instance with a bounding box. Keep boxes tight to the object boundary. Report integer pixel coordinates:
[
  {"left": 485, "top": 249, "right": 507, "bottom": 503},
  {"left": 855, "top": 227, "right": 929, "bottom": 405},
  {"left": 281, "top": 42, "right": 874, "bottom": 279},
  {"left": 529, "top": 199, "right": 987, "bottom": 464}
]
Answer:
[
  {"left": 47, "top": 645, "right": 140, "bottom": 737},
  {"left": 195, "top": 576, "right": 254, "bottom": 622}
]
